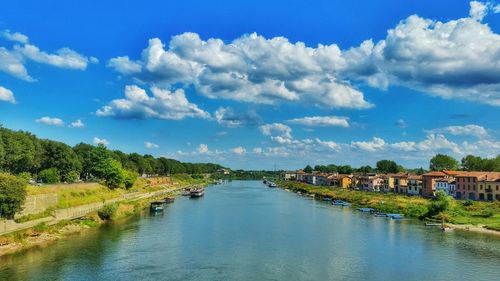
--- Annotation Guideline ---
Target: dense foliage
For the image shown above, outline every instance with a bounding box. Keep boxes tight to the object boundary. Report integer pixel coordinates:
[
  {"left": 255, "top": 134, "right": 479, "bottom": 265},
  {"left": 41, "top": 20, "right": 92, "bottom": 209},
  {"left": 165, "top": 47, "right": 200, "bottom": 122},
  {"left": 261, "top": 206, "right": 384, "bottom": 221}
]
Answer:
[
  {"left": 0, "top": 127, "right": 223, "bottom": 188},
  {"left": 0, "top": 172, "right": 27, "bottom": 219},
  {"left": 429, "top": 154, "right": 459, "bottom": 171}
]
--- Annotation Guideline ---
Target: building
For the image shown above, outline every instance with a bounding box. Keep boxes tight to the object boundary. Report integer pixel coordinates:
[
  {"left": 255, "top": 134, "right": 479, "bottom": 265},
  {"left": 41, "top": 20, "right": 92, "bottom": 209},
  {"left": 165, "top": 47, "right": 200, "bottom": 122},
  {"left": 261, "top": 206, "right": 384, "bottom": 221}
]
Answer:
[
  {"left": 477, "top": 175, "right": 500, "bottom": 201},
  {"left": 407, "top": 175, "right": 422, "bottom": 195},
  {"left": 304, "top": 174, "right": 329, "bottom": 186},
  {"left": 393, "top": 173, "right": 409, "bottom": 194},
  {"left": 456, "top": 172, "right": 500, "bottom": 200},
  {"left": 327, "top": 174, "right": 352, "bottom": 188},
  {"left": 217, "top": 168, "right": 231, "bottom": 175},
  {"left": 356, "top": 174, "right": 384, "bottom": 191},
  {"left": 422, "top": 170, "right": 460, "bottom": 196},
  {"left": 434, "top": 178, "right": 456, "bottom": 197},
  {"left": 380, "top": 175, "right": 394, "bottom": 193}
]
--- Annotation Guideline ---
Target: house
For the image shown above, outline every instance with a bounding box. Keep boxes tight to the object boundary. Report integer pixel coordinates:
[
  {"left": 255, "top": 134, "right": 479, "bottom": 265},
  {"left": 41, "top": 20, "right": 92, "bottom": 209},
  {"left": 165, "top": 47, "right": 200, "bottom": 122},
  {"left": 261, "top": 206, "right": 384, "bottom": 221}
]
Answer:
[
  {"left": 393, "top": 173, "right": 409, "bottom": 194},
  {"left": 284, "top": 171, "right": 300, "bottom": 180},
  {"left": 456, "top": 172, "right": 500, "bottom": 200},
  {"left": 477, "top": 174, "right": 500, "bottom": 201},
  {"left": 380, "top": 174, "right": 394, "bottom": 193},
  {"left": 407, "top": 175, "right": 422, "bottom": 195},
  {"left": 422, "top": 170, "right": 460, "bottom": 196},
  {"left": 304, "top": 173, "right": 329, "bottom": 186},
  {"left": 356, "top": 174, "right": 383, "bottom": 191},
  {"left": 217, "top": 168, "right": 231, "bottom": 175},
  {"left": 327, "top": 174, "right": 352, "bottom": 188},
  {"left": 434, "top": 178, "right": 456, "bottom": 197}
]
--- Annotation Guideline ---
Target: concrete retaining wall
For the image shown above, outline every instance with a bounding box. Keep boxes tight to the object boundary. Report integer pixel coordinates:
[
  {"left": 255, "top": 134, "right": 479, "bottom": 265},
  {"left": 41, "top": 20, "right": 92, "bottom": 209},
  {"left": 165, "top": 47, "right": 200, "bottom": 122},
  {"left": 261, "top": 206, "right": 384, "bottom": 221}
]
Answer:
[
  {"left": 1, "top": 186, "right": 184, "bottom": 235},
  {"left": 18, "top": 194, "right": 58, "bottom": 217}
]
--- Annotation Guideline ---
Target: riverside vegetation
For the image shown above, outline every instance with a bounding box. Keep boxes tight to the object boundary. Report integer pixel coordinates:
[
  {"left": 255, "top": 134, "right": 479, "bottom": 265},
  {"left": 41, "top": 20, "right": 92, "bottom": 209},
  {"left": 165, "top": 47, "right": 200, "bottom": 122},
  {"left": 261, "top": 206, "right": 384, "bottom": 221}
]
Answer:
[{"left": 278, "top": 180, "right": 500, "bottom": 231}]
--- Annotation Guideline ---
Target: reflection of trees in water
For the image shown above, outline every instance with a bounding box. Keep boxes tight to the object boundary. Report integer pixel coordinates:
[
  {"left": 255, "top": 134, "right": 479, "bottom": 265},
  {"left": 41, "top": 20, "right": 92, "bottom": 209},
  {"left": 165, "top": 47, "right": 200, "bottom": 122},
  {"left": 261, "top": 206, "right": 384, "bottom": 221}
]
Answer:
[{"left": 0, "top": 215, "right": 143, "bottom": 281}]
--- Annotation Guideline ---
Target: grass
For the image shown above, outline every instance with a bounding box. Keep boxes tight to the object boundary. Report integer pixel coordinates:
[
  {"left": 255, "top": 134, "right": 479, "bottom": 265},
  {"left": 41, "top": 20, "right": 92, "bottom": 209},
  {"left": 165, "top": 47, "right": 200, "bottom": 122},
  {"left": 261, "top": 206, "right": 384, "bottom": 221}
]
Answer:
[{"left": 278, "top": 180, "right": 500, "bottom": 229}]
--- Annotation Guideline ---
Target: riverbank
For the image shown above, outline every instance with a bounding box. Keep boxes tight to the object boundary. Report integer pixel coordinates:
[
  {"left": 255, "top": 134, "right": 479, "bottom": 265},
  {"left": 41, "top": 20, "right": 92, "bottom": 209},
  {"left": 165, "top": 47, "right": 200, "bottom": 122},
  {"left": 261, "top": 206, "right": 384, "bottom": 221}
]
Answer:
[
  {"left": 277, "top": 180, "right": 500, "bottom": 235},
  {"left": 0, "top": 175, "right": 209, "bottom": 257}
]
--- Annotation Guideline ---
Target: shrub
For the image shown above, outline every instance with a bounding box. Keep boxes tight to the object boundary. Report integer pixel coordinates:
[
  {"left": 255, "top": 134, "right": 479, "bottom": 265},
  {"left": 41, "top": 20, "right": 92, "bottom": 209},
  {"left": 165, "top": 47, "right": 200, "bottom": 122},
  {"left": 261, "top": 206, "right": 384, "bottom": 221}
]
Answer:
[
  {"left": 463, "top": 200, "right": 474, "bottom": 207},
  {"left": 65, "top": 171, "right": 79, "bottom": 183},
  {"left": 426, "top": 191, "right": 451, "bottom": 217},
  {"left": 0, "top": 172, "right": 27, "bottom": 219},
  {"left": 123, "top": 170, "right": 138, "bottom": 189},
  {"left": 34, "top": 222, "right": 48, "bottom": 232},
  {"left": 98, "top": 203, "right": 117, "bottom": 220},
  {"left": 38, "top": 168, "right": 61, "bottom": 184},
  {"left": 17, "top": 172, "right": 32, "bottom": 184}
]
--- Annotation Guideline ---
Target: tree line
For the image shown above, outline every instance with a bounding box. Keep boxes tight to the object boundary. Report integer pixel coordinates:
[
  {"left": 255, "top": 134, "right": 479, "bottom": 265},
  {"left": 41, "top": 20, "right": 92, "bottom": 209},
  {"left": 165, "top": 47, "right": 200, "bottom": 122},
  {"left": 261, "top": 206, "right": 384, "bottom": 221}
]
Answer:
[
  {"left": 303, "top": 154, "right": 500, "bottom": 174},
  {"left": 0, "top": 126, "right": 224, "bottom": 188}
]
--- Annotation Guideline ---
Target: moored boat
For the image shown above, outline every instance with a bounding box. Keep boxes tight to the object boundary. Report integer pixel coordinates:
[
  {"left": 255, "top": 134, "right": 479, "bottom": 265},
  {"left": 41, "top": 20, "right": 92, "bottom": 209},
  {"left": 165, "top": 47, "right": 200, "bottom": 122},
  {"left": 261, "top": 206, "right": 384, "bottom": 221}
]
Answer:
[
  {"left": 332, "top": 200, "right": 350, "bottom": 207},
  {"left": 181, "top": 188, "right": 192, "bottom": 196},
  {"left": 164, "top": 197, "right": 175, "bottom": 203},
  {"left": 386, "top": 213, "right": 404, "bottom": 219},
  {"left": 190, "top": 187, "right": 205, "bottom": 198},
  {"left": 357, "top": 207, "right": 375, "bottom": 213},
  {"left": 150, "top": 201, "right": 164, "bottom": 212}
]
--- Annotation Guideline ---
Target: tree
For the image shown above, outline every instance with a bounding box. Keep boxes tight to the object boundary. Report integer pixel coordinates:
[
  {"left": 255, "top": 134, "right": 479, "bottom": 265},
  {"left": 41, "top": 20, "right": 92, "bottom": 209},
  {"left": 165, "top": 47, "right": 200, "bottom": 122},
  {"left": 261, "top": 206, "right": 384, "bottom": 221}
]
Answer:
[
  {"left": 0, "top": 172, "right": 27, "bottom": 219},
  {"left": 427, "top": 190, "right": 451, "bottom": 217},
  {"left": 123, "top": 170, "right": 138, "bottom": 189},
  {"left": 97, "top": 158, "right": 125, "bottom": 189},
  {"left": 337, "top": 165, "right": 353, "bottom": 174},
  {"left": 376, "top": 160, "right": 400, "bottom": 173},
  {"left": 358, "top": 165, "right": 373, "bottom": 173},
  {"left": 40, "top": 140, "right": 81, "bottom": 182},
  {"left": 38, "top": 168, "right": 61, "bottom": 184},
  {"left": 429, "top": 154, "right": 459, "bottom": 171},
  {"left": 304, "top": 165, "right": 313, "bottom": 173}
]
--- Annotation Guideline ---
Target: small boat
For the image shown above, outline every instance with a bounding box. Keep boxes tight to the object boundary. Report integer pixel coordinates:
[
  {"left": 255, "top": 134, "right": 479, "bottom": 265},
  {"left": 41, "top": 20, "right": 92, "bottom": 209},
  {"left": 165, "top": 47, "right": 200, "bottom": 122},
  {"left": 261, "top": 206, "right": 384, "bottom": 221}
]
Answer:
[
  {"left": 373, "top": 212, "right": 387, "bottom": 217},
  {"left": 181, "top": 188, "right": 191, "bottom": 196},
  {"left": 441, "top": 227, "right": 454, "bottom": 232},
  {"left": 268, "top": 182, "right": 277, "bottom": 188},
  {"left": 164, "top": 197, "right": 175, "bottom": 203},
  {"left": 332, "top": 200, "right": 350, "bottom": 207},
  {"left": 322, "top": 197, "right": 332, "bottom": 201},
  {"left": 386, "top": 213, "right": 404, "bottom": 219},
  {"left": 150, "top": 201, "right": 164, "bottom": 212},
  {"left": 357, "top": 207, "right": 375, "bottom": 213},
  {"left": 425, "top": 222, "right": 441, "bottom": 227},
  {"left": 190, "top": 187, "right": 205, "bottom": 198}
]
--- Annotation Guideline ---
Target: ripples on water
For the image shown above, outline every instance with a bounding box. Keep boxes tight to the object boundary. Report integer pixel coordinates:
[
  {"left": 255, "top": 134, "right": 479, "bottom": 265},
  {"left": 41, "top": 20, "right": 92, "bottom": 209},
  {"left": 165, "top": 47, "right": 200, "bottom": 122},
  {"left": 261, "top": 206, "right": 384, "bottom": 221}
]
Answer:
[{"left": 1, "top": 180, "right": 499, "bottom": 281}]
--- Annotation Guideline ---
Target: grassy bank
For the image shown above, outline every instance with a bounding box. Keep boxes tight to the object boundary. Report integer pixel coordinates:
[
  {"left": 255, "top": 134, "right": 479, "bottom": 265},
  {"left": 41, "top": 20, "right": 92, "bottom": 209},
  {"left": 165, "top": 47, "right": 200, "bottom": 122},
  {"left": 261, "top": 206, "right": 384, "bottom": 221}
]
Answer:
[{"left": 278, "top": 181, "right": 500, "bottom": 231}]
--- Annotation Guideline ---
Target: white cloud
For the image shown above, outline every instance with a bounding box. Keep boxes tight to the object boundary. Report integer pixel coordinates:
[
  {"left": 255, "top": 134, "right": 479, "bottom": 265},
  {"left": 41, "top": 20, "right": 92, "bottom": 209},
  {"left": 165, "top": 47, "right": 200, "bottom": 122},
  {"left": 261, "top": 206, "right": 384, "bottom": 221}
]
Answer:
[
  {"left": 93, "top": 137, "right": 109, "bottom": 146},
  {"left": 416, "top": 134, "right": 462, "bottom": 154},
  {"left": 287, "top": 116, "right": 349, "bottom": 127},
  {"left": 35, "top": 116, "right": 64, "bottom": 126},
  {"left": 427, "top": 124, "right": 488, "bottom": 138},
  {"left": 1, "top": 30, "right": 28, "bottom": 44},
  {"left": 314, "top": 138, "right": 341, "bottom": 151},
  {"left": 351, "top": 137, "right": 386, "bottom": 152},
  {"left": 198, "top": 144, "right": 209, "bottom": 154},
  {"left": 0, "top": 86, "right": 16, "bottom": 103},
  {"left": 215, "top": 107, "right": 260, "bottom": 128},
  {"left": 107, "top": 56, "right": 141, "bottom": 74},
  {"left": 145, "top": 141, "right": 159, "bottom": 149},
  {"left": 69, "top": 119, "right": 85, "bottom": 128},
  {"left": 0, "top": 29, "right": 94, "bottom": 81},
  {"left": 96, "top": 85, "right": 210, "bottom": 120},
  {"left": 259, "top": 123, "right": 292, "bottom": 139},
  {"left": 108, "top": 32, "right": 372, "bottom": 109},
  {"left": 253, "top": 147, "right": 263, "bottom": 155},
  {"left": 232, "top": 146, "right": 246, "bottom": 155},
  {"left": 343, "top": 2, "right": 500, "bottom": 106},
  {"left": 390, "top": 141, "right": 417, "bottom": 152},
  {"left": 469, "top": 1, "right": 488, "bottom": 21}
]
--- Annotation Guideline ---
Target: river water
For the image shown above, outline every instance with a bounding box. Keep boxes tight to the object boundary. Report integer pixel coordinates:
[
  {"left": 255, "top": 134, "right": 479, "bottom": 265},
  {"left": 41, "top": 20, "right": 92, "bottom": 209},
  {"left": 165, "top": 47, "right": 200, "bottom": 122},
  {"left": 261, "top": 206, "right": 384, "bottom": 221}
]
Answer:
[{"left": 1, "top": 180, "right": 499, "bottom": 281}]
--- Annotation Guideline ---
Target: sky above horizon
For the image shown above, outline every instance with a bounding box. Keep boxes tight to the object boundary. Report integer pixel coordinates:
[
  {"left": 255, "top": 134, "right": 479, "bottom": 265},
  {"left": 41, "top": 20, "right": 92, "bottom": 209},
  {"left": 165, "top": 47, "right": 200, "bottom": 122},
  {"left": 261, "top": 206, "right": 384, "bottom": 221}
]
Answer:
[{"left": 1, "top": 0, "right": 500, "bottom": 170}]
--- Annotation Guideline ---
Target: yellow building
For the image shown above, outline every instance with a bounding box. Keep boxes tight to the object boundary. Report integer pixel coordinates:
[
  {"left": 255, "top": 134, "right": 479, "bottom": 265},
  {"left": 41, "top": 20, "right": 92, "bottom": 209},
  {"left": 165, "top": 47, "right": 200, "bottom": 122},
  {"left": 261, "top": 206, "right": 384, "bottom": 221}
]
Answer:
[
  {"left": 327, "top": 174, "right": 352, "bottom": 188},
  {"left": 477, "top": 174, "right": 500, "bottom": 201}
]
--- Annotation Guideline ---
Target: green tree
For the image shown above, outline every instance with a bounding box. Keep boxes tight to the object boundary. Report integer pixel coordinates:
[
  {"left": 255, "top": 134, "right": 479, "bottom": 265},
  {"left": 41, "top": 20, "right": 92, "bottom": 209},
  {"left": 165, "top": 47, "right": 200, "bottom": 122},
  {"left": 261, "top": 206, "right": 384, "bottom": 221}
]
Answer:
[
  {"left": 427, "top": 190, "right": 451, "bottom": 217},
  {"left": 376, "top": 160, "right": 400, "bottom": 173},
  {"left": 304, "top": 165, "right": 313, "bottom": 173},
  {"left": 429, "top": 154, "right": 459, "bottom": 171},
  {"left": 337, "top": 165, "right": 353, "bottom": 174},
  {"left": 0, "top": 172, "right": 27, "bottom": 219},
  {"left": 38, "top": 168, "right": 61, "bottom": 184},
  {"left": 123, "top": 170, "right": 138, "bottom": 189},
  {"left": 96, "top": 158, "right": 125, "bottom": 189},
  {"left": 40, "top": 140, "right": 82, "bottom": 182}
]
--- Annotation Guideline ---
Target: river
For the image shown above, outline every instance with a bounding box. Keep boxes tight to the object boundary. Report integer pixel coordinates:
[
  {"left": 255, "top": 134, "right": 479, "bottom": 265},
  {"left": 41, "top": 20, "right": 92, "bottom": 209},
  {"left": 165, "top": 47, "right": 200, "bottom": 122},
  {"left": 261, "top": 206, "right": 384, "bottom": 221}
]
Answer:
[{"left": 1, "top": 180, "right": 499, "bottom": 280}]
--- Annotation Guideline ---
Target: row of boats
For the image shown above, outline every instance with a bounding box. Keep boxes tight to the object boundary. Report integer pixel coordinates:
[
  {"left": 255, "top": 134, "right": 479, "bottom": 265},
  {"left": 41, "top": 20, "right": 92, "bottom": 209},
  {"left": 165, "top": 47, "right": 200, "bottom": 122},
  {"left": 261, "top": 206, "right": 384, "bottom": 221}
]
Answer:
[
  {"left": 150, "top": 187, "right": 205, "bottom": 213},
  {"left": 322, "top": 197, "right": 404, "bottom": 219}
]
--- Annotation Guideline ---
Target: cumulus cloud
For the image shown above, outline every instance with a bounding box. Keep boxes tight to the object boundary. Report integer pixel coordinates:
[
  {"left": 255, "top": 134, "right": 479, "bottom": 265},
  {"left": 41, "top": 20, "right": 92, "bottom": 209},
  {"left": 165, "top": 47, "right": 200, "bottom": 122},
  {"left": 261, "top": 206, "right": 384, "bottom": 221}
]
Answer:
[
  {"left": 1, "top": 30, "right": 28, "bottom": 44},
  {"left": 214, "top": 107, "right": 261, "bottom": 127},
  {"left": 427, "top": 124, "right": 488, "bottom": 138},
  {"left": 351, "top": 137, "right": 386, "bottom": 152},
  {"left": 0, "top": 86, "right": 16, "bottom": 103},
  {"left": 198, "top": 144, "right": 209, "bottom": 154},
  {"left": 287, "top": 116, "right": 349, "bottom": 127},
  {"left": 93, "top": 137, "right": 109, "bottom": 146},
  {"left": 35, "top": 116, "right": 64, "bottom": 126},
  {"left": 395, "top": 119, "right": 407, "bottom": 129},
  {"left": 145, "top": 141, "right": 159, "bottom": 149},
  {"left": 232, "top": 146, "right": 246, "bottom": 155},
  {"left": 0, "top": 29, "right": 94, "bottom": 81},
  {"left": 343, "top": 2, "right": 500, "bottom": 106},
  {"left": 108, "top": 33, "right": 372, "bottom": 109},
  {"left": 259, "top": 123, "right": 293, "bottom": 141},
  {"left": 69, "top": 119, "right": 85, "bottom": 128},
  {"left": 96, "top": 85, "right": 210, "bottom": 120}
]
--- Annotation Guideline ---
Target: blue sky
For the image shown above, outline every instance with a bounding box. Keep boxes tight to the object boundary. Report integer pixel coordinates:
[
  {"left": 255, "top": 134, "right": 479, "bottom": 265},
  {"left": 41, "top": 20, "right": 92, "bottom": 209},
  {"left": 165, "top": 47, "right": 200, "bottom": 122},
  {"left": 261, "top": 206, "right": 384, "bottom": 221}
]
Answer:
[{"left": 1, "top": 0, "right": 499, "bottom": 170}]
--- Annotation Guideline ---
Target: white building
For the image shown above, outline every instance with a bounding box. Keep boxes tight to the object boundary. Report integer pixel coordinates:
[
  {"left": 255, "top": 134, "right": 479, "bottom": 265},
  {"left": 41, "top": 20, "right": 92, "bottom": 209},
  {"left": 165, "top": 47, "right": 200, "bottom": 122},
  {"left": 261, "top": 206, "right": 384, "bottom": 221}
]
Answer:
[{"left": 434, "top": 178, "right": 456, "bottom": 197}]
